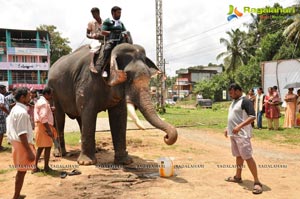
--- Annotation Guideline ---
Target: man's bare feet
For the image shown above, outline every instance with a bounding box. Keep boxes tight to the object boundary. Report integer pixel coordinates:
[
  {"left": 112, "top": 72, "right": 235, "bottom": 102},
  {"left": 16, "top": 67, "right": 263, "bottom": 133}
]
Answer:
[{"left": 89, "top": 65, "right": 98, "bottom": 73}]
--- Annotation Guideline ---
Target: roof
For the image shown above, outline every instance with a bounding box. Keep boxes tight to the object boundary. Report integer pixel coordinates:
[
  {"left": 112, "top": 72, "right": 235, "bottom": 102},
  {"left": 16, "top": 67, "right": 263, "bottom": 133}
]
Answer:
[
  {"left": 0, "top": 28, "right": 50, "bottom": 41},
  {"left": 176, "top": 66, "right": 222, "bottom": 74}
]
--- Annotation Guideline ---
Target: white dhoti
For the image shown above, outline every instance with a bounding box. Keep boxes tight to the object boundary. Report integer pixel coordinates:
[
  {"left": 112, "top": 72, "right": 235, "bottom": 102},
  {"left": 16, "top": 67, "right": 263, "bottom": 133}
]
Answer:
[{"left": 90, "top": 40, "right": 102, "bottom": 53}]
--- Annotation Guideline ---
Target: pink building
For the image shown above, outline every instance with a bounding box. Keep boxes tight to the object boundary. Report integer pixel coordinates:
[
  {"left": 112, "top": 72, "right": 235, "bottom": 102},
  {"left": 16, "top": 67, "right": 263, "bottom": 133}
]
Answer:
[{"left": 0, "top": 28, "right": 50, "bottom": 90}]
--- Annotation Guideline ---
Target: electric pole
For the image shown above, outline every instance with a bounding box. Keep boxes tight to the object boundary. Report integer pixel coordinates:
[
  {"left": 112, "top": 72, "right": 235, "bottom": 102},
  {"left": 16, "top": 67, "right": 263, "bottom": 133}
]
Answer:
[{"left": 155, "top": 0, "right": 165, "bottom": 112}]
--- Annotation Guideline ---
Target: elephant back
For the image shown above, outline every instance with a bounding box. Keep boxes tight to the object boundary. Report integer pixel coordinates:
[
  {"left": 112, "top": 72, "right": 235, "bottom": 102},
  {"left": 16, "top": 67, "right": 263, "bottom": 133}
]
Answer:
[
  {"left": 49, "top": 45, "right": 90, "bottom": 75},
  {"left": 48, "top": 45, "right": 93, "bottom": 94}
]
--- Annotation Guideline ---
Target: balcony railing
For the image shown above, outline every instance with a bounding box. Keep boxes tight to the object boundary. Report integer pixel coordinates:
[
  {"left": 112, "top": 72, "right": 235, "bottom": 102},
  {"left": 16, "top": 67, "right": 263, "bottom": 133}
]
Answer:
[{"left": 11, "top": 42, "right": 48, "bottom": 48}]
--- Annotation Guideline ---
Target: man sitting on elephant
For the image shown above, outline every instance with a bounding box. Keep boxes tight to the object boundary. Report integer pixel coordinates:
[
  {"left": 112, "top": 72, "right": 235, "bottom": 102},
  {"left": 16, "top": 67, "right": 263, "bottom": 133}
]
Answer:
[
  {"left": 87, "top": 7, "right": 104, "bottom": 74},
  {"left": 93, "top": 6, "right": 128, "bottom": 86}
]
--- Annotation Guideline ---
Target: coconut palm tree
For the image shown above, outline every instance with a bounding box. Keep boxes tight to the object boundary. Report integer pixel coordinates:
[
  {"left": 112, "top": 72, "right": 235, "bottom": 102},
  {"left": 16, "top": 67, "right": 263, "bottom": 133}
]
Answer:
[
  {"left": 283, "top": 14, "right": 300, "bottom": 42},
  {"left": 216, "top": 29, "right": 249, "bottom": 74},
  {"left": 283, "top": 14, "right": 300, "bottom": 58}
]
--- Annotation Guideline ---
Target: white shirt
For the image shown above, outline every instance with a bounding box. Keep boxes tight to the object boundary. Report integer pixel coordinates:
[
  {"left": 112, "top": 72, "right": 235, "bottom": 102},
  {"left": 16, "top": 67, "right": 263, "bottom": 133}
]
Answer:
[
  {"left": 6, "top": 102, "right": 34, "bottom": 144},
  {"left": 113, "top": 19, "right": 121, "bottom": 27}
]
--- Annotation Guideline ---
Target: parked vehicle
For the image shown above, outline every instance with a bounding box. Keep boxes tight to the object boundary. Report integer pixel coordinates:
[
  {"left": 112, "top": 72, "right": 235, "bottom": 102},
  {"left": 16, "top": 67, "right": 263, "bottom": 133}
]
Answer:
[
  {"left": 196, "top": 99, "right": 212, "bottom": 108},
  {"left": 165, "top": 99, "right": 176, "bottom": 105}
]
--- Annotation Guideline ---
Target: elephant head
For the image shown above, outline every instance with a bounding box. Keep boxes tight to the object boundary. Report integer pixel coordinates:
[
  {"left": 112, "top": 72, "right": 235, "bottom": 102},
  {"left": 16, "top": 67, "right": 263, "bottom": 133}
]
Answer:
[{"left": 110, "top": 43, "right": 178, "bottom": 145}]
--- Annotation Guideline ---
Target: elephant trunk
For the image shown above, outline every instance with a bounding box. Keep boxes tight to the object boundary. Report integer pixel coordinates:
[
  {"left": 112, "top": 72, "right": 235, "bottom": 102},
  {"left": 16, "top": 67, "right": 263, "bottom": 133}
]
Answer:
[{"left": 132, "top": 85, "right": 178, "bottom": 145}]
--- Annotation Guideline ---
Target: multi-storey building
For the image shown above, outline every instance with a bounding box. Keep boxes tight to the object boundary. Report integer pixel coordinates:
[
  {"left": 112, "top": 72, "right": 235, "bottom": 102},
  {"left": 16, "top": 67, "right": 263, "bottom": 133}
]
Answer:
[
  {"left": 0, "top": 28, "right": 50, "bottom": 90},
  {"left": 174, "top": 65, "right": 223, "bottom": 97}
]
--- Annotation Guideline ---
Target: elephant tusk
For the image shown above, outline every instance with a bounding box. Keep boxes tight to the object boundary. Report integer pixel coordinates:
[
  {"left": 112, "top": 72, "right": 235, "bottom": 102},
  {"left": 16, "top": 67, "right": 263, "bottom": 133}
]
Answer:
[{"left": 110, "top": 55, "right": 118, "bottom": 70}]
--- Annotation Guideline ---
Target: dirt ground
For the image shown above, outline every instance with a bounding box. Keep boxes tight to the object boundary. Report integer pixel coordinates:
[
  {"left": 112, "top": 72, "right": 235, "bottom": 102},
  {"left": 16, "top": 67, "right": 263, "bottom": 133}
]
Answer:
[{"left": 0, "top": 118, "right": 300, "bottom": 199}]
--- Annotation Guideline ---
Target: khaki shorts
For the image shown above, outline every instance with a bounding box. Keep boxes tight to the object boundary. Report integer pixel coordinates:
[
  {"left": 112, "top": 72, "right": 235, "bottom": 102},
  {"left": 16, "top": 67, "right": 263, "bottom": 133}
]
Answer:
[{"left": 230, "top": 136, "right": 253, "bottom": 160}]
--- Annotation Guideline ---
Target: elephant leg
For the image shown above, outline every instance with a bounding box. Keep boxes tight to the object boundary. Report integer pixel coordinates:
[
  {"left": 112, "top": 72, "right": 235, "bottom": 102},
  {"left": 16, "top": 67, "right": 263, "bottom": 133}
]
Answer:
[
  {"left": 77, "top": 109, "right": 97, "bottom": 165},
  {"left": 108, "top": 99, "right": 133, "bottom": 165},
  {"left": 54, "top": 101, "right": 67, "bottom": 156}
]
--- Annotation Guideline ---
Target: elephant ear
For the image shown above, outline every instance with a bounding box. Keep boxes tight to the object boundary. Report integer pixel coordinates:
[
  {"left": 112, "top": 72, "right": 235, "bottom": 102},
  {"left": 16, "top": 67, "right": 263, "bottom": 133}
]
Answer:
[{"left": 145, "top": 57, "right": 161, "bottom": 76}]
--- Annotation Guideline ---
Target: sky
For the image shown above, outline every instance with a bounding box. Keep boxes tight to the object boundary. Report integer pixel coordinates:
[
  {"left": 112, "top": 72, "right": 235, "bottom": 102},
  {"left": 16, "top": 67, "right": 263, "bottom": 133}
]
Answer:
[{"left": 0, "top": 0, "right": 297, "bottom": 76}]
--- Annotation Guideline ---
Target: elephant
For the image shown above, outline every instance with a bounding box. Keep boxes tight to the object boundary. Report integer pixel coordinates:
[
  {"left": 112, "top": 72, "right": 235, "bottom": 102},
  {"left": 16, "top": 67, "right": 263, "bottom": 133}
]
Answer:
[{"left": 47, "top": 43, "right": 178, "bottom": 165}]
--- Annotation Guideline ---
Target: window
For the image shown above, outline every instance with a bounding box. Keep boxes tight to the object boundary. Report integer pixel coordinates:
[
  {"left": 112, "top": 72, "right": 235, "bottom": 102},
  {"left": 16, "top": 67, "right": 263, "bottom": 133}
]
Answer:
[
  {"left": 40, "top": 71, "right": 47, "bottom": 84},
  {"left": 0, "top": 71, "right": 7, "bottom": 81},
  {"left": 41, "top": 56, "right": 48, "bottom": 63},
  {"left": 11, "top": 71, "right": 38, "bottom": 84},
  {"left": 22, "top": 56, "right": 26, "bottom": 63},
  {"left": 12, "top": 55, "right": 18, "bottom": 62},
  {"left": 30, "top": 56, "right": 36, "bottom": 63}
]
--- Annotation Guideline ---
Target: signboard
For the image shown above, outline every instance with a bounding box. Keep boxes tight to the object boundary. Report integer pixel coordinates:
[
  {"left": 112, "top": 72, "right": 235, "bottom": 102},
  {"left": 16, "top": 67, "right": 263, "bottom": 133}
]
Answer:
[
  {"left": 0, "top": 48, "right": 4, "bottom": 54},
  {"left": 0, "top": 62, "right": 49, "bottom": 71},
  {"left": 7, "top": 47, "right": 48, "bottom": 56},
  {"left": 10, "top": 83, "right": 46, "bottom": 90},
  {"left": 222, "top": 90, "right": 227, "bottom": 100}
]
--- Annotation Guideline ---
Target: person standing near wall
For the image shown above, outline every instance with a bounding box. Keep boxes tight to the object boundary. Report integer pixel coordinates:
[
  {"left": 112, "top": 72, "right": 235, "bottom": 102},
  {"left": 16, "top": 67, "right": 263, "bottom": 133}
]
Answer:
[
  {"left": 246, "top": 89, "right": 256, "bottom": 127},
  {"left": 283, "top": 88, "right": 297, "bottom": 128},
  {"left": 264, "top": 87, "right": 280, "bottom": 130},
  {"left": 254, "top": 88, "right": 265, "bottom": 129},
  {"left": 296, "top": 89, "right": 300, "bottom": 127}
]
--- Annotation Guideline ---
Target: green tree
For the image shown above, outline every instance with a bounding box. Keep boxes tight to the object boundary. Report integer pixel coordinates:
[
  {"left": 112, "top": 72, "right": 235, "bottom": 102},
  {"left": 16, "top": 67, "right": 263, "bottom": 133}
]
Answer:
[
  {"left": 194, "top": 73, "right": 230, "bottom": 101},
  {"left": 258, "top": 31, "right": 285, "bottom": 61},
  {"left": 37, "top": 25, "right": 72, "bottom": 65},
  {"left": 216, "top": 29, "right": 249, "bottom": 80},
  {"left": 234, "top": 57, "right": 262, "bottom": 92},
  {"left": 283, "top": 14, "right": 300, "bottom": 56},
  {"left": 243, "top": 13, "right": 261, "bottom": 57},
  {"left": 273, "top": 40, "right": 300, "bottom": 60}
]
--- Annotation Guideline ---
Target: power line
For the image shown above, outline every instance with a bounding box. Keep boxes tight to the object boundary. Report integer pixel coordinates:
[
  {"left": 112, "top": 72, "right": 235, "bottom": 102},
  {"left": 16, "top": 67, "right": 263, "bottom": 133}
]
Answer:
[{"left": 166, "top": 20, "right": 288, "bottom": 63}]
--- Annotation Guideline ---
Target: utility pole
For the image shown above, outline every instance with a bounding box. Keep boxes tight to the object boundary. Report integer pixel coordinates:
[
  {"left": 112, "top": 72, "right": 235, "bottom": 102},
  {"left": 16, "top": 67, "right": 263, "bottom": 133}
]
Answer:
[{"left": 155, "top": 0, "right": 165, "bottom": 112}]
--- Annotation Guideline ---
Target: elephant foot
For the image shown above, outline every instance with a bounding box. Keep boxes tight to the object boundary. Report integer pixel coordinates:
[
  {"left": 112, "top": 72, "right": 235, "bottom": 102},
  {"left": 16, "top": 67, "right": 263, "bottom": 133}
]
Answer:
[
  {"left": 107, "top": 70, "right": 127, "bottom": 86},
  {"left": 77, "top": 152, "right": 97, "bottom": 165},
  {"left": 114, "top": 152, "right": 133, "bottom": 165}
]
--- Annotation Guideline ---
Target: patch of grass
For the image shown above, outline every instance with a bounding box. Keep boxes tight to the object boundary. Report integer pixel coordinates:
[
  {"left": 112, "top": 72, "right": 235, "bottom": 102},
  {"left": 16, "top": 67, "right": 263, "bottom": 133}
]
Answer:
[
  {"left": 1, "top": 137, "right": 12, "bottom": 151},
  {"left": 64, "top": 132, "right": 81, "bottom": 146},
  {"left": 161, "top": 107, "right": 227, "bottom": 129},
  {"left": 0, "top": 169, "right": 11, "bottom": 174},
  {"left": 97, "top": 111, "right": 109, "bottom": 118},
  {"left": 253, "top": 127, "right": 300, "bottom": 144}
]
